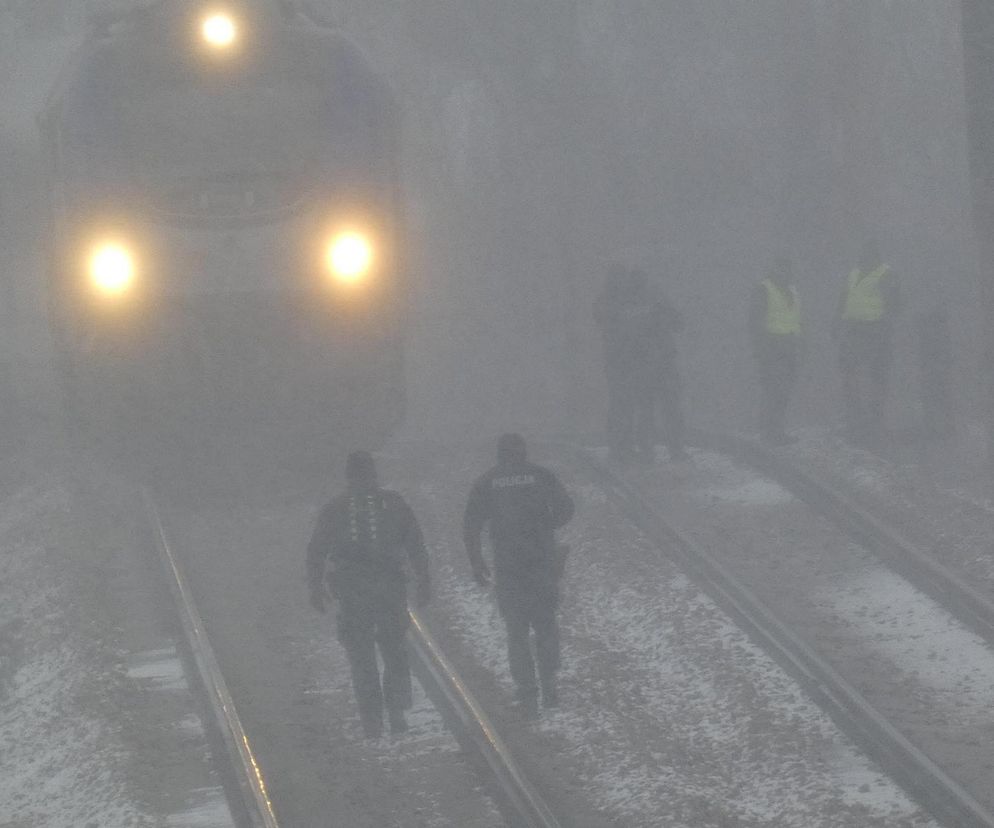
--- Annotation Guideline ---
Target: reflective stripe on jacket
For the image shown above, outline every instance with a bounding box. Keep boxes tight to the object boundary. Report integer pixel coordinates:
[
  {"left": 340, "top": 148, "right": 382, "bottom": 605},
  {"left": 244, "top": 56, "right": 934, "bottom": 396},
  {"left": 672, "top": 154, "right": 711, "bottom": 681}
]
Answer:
[
  {"left": 843, "top": 265, "right": 890, "bottom": 322},
  {"left": 761, "top": 279, "right": 801, "bottom": 335}
]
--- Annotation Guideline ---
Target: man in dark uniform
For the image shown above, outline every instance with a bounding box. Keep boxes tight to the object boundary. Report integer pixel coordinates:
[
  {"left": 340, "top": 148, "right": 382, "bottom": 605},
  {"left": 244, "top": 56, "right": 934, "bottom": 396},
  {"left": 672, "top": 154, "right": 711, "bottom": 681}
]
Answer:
[
  {"left": 750, "top": 258, "right": 802, "bottom": 444},
  {"left": 463, "top": 434, "right": 574, "bottom": 716},
  {"left": 594, "top": 266, "right": 687, "bottom": 463},
  {"left": 307, "top": 451, "right": 431, "bottom": 738}
]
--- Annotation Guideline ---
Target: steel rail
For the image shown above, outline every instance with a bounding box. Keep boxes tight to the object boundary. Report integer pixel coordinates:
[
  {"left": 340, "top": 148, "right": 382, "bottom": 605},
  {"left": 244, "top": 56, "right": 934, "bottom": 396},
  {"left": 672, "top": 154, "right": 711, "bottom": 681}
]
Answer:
[
  {"left": 407, "top": 610, "right": 564, "bottom": 828},
  {"left": 143, "top": 492, "right": 280, "bottom": 828},
  {"left": 575, "top": 448, "right": 994, "bottom": 828},
  {"left": 692, "top": 429, "right": 994, "bottom": 646}
]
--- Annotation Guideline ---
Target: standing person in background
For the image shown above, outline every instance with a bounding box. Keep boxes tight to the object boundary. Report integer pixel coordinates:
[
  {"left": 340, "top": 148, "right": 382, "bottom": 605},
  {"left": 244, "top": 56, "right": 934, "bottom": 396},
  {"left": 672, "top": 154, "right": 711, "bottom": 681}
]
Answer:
[
  {"left": 750, "top": 258, "right": 802, "bottom": 445},
  {"left": 834, "top": 241, "right": 902, "bottom": 446},
  {"left": 594, "top": 265, "right": 688, "bottom": 463},
  {"left": 463, "top": 434, "right": 574, "bottom": 717},
  {"left": 307, "top": 451, "right": 431, "bottom": 739},
  {"left": 650, "top": 270, "right": 690, "bottom": 462}
]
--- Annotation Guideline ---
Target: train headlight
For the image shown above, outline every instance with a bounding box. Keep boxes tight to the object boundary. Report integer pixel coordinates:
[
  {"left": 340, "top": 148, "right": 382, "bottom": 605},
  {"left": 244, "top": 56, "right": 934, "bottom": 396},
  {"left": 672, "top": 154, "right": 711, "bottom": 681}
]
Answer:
[
  {"left": 88, "top": 242, "right": 135, "bottom": 296},
  {"left": 201, "top": 11, "right": 238, "bottom": 50},
  {"left": 326, "top": 231, "right": 374, "bottom": 285}
]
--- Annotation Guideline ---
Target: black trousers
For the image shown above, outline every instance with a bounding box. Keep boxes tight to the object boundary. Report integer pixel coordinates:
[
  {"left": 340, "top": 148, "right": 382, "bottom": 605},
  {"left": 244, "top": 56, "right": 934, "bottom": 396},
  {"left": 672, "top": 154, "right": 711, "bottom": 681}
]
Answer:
[
  {"left": 336, "top": 581, "right": 411, "bottom": 734},
  {"left": 607, "top": 362, "right": 685, "bottom": 458},
  {"left": 839, "top": 321, "right": 892, "bottom": 442},
  {"left": 757, "top": 336, "right": 798, "bottom": 440},
  {"left": 495, "top": 575, "right": 560, "bottom": 698}
]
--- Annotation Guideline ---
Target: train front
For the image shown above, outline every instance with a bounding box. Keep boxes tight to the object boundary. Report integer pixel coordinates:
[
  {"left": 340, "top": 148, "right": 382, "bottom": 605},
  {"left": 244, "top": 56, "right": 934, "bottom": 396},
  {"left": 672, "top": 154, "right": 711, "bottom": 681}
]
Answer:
[{"left": 42, "top": 2, "right": 406, "bottom": 459}]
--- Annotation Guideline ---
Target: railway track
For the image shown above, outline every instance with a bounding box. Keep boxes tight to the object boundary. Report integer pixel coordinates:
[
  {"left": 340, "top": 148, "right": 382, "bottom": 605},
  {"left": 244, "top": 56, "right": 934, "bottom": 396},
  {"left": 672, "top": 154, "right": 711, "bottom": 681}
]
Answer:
[
  {"left": 694, "top": 429, "right": 994, "bottom": 647},
  {"left": 573, "top": 444, "right": 994, "bottom": 828},
  {"left": 141, "top": 489, "right": 563, "bottom": 828},
  {"left": 120, "top": 440, "right": 994, "bottom": 826}
]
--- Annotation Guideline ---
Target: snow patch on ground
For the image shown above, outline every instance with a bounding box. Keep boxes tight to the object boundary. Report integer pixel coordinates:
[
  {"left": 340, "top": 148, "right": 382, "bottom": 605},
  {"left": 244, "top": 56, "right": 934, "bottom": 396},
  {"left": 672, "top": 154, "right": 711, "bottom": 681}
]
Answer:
[
  {"left": 165, "top": 791, "right": 233, "bottom": 828},
  {"left": 850, "top": 464, "right": 890, "bottom": 493},
  {"left": 0, "top": 479, "right": 150, "bottom": 827},
  {"left": 126, "top": 647, "right": 190, "bottom": 692},
  {"left": 692, "top": 451, "right": 795, "bottom": 505},
  {"left": 817, "top": 567, "right": 994, "bottom": 721},
  {"left": 551, "top": 574, "right": 925, "bottom": 823}
]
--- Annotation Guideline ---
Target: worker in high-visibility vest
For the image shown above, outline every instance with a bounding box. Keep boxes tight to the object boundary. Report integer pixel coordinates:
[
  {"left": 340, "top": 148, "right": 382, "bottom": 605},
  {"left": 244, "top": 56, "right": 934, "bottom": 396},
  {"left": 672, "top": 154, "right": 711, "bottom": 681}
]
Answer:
[
  {"left": 833, "top": 241, "right": 901, "bottom": 445},
  {"left": 750, "top": 258, "right": 802, "bottom": 445}
]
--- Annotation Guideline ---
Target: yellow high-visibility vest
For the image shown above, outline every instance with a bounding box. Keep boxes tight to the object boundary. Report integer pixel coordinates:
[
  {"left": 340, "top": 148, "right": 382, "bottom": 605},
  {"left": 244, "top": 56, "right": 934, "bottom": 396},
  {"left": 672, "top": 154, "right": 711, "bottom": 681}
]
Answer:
[
  {"left": 843, "top": 265, "right": 890, "bottom": 322},
  {"left": 762, "top": 279, "right": 801, "bottom": 335}
]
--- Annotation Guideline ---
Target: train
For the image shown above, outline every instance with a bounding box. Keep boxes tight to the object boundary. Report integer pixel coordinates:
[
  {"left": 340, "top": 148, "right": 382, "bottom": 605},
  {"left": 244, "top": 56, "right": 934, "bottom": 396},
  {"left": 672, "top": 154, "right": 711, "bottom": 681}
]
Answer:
[{"left": 39, "top": 0, "right": 406, "bottom": 463}]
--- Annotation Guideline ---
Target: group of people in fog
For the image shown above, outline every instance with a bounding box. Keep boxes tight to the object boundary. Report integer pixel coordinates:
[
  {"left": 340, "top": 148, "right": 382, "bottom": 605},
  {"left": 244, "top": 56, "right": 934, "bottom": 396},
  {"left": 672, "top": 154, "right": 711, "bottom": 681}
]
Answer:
[
  {"left": 598, "top": 240, "right": 917, "bottom": 459},
  {"left": 304, "top": 240, "right": 934, "bottom": 738}
]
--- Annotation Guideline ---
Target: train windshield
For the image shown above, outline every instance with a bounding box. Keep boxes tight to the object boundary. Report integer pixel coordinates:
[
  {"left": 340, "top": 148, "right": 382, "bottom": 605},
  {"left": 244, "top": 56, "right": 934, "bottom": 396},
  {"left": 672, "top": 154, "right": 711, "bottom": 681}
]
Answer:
[
  {"left": 56, "top": 39, "right": 375, "bottom": 220},
  {"left": 121, "top": 74, "right": 330, "bottom": 216},
  {"left": 126, "top": 80, "right": 326, "bottom": 180}
]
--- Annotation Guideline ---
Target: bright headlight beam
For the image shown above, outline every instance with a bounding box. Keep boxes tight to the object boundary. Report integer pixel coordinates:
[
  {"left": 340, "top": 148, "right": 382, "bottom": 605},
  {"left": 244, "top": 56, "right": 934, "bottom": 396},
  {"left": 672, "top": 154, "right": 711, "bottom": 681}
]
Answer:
[
  {"left": 201, "top": 12, "right": 237, "bottom": 49},
  {"left": 88, "top": 243, "right": 135, "bottom": 295},
  {"left": 326, "top": 232, "right": 373, "bottom": 284}
]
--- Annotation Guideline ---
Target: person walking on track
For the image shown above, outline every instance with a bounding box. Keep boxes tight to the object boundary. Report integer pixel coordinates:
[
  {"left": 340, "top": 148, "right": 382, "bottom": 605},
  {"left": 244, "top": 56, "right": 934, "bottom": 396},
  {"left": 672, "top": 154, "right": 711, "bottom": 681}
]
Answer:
[
  {"left": 463, "top": 434, "right": 575, "bottom": 717},
  {"left": 307, "top": 451, "right": 431, "bottom": 738}
]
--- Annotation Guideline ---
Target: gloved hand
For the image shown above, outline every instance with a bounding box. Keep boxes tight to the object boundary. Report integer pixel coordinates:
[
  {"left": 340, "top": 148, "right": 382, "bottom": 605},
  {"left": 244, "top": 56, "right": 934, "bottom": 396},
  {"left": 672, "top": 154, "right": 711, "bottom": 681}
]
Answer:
[
  {"left": 415, "top": 580, "right": 431, "bottom": 609},
  {"left": 309, "top": 588, "right": 328, "bottom": 614},
  {"left": 471, "top": 560, "right": 492, "bottom": 587}
]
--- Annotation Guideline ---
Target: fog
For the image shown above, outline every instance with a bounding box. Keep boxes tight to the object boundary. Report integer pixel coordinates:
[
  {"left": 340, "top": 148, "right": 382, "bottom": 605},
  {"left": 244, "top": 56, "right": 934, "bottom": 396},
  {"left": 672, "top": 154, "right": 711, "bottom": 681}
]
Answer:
[
  {"left": 2, "top": 4, "right": 993, "bottom": 823},
  {"left": 341, "top": 1, "right": 978, "bottom": 449},
  {"left": 0, "top": 1, "right": 985, "bottom": 460}
]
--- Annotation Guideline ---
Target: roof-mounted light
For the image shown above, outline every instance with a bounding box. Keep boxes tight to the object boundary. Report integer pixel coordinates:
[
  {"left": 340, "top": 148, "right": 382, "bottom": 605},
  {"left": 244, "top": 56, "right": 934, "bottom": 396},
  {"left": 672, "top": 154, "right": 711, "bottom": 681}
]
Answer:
[
  {"left": 326, "top": 230, "right": 374, "bottom": 285},
  {"left": 88, "top": 241, "right": 136, "bottom": 296},
  {"left": 201, "top": 11, "right": 238, "bottom": 50}
]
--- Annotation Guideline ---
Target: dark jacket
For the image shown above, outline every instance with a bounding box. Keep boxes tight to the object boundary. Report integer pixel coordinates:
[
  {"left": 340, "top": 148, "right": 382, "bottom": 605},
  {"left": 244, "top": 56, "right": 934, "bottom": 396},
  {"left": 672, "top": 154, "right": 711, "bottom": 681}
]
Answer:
[
  {"left": 307, "top": 487, "right": 429, "bottom": 598},
  {"left": 594, "top": 284, "right": 684, "bottom": 370},
  {"left": 463, "top": 461, "right": 574, "bottom": 581}
]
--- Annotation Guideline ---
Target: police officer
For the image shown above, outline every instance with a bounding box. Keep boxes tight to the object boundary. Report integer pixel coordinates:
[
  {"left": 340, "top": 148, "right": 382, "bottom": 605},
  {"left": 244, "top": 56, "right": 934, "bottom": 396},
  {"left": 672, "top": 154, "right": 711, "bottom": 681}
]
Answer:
[
  {"left": 463, "top": 434, "right": 574, "bottom": 716},
  {"left": 307, "top": 451, "right": 430, "bottom": 738},
  {"left": 750, "top": 258, "right": 802, "bottom": 444},
  {"left": 834, "top": 241, "right": 901, "bottom": 445},
  {"left": 594, "top": 266, "right": 687, "bottom": 463}
]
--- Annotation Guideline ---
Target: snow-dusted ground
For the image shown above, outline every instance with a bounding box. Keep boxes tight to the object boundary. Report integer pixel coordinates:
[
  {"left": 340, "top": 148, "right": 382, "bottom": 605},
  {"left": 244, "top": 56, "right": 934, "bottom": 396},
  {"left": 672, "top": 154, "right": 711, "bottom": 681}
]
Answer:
[
  {"left": 391, "top": 445, "right": 939, "bottom": 827},
  {"left": 0, "top": 477, "right": 146, "bottom": 827},
  {"left": 790, "top": 428, "right": 994, "bottom": 594},
  {"left": 629, "top": 445, "right": 994, "bottom": 820},
  {"left": 1, "top": 433, "right": 987, "bottom": 827},
  {"left": 0, "top": 457, "right": 235, "bottom": 828},
  {"left": 165, "top": 494, "right": 505, "bottom": 827}
]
